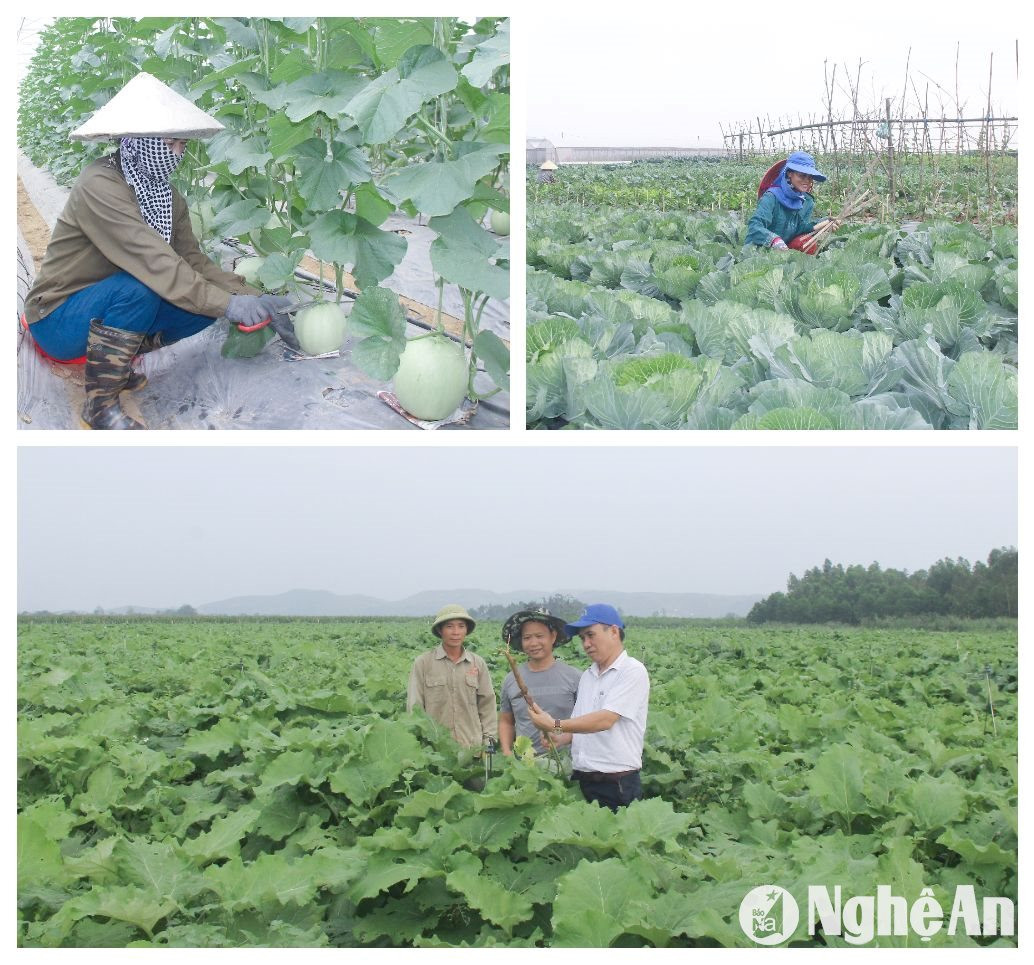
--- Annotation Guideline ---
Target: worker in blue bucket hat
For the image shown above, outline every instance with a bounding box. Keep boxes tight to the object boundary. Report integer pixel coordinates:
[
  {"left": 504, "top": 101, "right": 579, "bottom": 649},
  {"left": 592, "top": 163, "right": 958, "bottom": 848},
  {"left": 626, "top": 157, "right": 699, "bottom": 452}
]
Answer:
[{"left": 745, "top": 150, "right": 840, "bottom": 254}]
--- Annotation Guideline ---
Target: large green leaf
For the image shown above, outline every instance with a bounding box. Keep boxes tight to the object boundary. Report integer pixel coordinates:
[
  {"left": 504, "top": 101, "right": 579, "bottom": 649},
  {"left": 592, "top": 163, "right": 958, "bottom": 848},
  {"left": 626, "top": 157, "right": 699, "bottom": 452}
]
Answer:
[
  {"left": 734, "top": 406, "right": 837, "bottom": 429},
  {"left": 204, "top": 131, "right": 272, "bottom": 177},
  {"left": 328, "top": 717, "right": 422, "bottom": 806},
  {"left": 293, "top": 138, "right": 372, "bottom": 211},
  {"left": 944, "top": 352, "right": 1018, "bottom": 429},
  {"left": 180, "top": 717, "right": 244, "bottom": 758},
  {"left": 74, "top": 763, "right": 128, "bottom": 814},
  {"left": 348, "top": 851, "right": 441, "bottom": 902},
  {"left": 209, "top": 198, "right": 274, "bottom": 239},
  {"left": 242, "top": 70, "right": 363, "bottom": 122},
  {"left": 116, "top": 838, "right": 207, "bottom": 903},
  {"left": 446, "top": 851, "right": 534, "bottom": 930},
  {"left": 461, "top": 19, "right": 510, "bottom": 87},
  {"left": 906, "top": 776, "right": 968, "bottom": 830},
  {"left": 267, "top": 113, "right": 316, "bottom": 161},
  {"left": 429, "top": 208, "right": 509, "bottom": 300},
  {"left": 346, "top": 45, "right": 458, "bottom": 144},
  {"left": 63, "top": 884, "right": 178, "bottom": 939},
  {"left": 806, "top": 744, "right": 869, "bottom": 826},
  {"left": 473, "top": 330, "right": 510, "bottom": 391},
  {"left": 619, "top": 797, "right": 694, "bottom": 853},
  {"left": 355, "top": 181, "right": 396, "bottom": 226},
  {"left": 307, "top": 212, "right": 408, "bottom": 289},
  {"left": 257, "top": 749, "right": 318, "bottom": 795},
  {"left": 552, "top": 857, "right": 641, "bottom": 947},
  {"left": 212, "top": 17, "right": 260, "bottom": 52},
  {"left": 937, "top": 828, "right": 1016, "bottom": 870},
  {"left": 370, "top": 19, "right": 435, "bottom": 68},
  {"left": 451, "top": 807, "right": 533, "bottom": 853},
  {"left": 383, "top": 145, "right": 507, "bottom": 217},
  {"left": 888, "top": 338, "right": 955, "bottom": 424},
  {"left": 346, "top": 285, "right": 408, "bottom": 381},
  {"left": 18, "top": 815, "right": 68, "bottom": 892},
  {"left": 181, "top": 805, "right": 262, "bottom": 864}
]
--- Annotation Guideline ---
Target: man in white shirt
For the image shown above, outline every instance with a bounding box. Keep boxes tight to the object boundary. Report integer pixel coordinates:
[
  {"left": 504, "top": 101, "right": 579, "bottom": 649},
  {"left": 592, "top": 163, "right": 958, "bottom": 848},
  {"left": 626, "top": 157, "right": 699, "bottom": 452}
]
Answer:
[{"left": 527, "top": 604, "right": 649, "bottom": 810}]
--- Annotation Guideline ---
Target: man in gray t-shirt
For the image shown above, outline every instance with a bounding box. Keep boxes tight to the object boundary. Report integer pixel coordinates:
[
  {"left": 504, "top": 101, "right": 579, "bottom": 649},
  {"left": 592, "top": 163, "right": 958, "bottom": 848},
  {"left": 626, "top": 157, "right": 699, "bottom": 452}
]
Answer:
[{"left": 499, "top": 609, "right": 581, "bottom": 756}]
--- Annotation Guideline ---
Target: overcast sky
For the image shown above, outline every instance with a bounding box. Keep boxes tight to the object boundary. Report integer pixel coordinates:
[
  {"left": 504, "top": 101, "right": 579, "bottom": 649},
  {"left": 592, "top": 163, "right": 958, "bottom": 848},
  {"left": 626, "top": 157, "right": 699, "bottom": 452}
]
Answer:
[
  {"left": 17, "top": 446, "right": 1017, "bottom": 612},
  {"left": 526, "top": 0, "right": 1020, "bottom": 147}
]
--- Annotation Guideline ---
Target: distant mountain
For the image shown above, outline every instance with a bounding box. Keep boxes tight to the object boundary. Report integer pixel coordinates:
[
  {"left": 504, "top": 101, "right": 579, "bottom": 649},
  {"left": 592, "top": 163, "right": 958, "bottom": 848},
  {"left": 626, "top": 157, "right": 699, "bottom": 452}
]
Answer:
[
  {"left": 187, "top": 587, "right": 761, "bottom": 618},
  {"left": 197, "top": 589, "right": 389, "bottom": 616},
  {"left": 196, "top": 588, "right": 543, "bottom": 617}
]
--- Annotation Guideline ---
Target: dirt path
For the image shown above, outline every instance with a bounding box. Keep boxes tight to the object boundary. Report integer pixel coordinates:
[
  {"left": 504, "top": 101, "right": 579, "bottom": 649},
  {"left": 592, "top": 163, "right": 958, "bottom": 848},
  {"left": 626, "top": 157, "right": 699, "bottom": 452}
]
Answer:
[{"left": 18, "top": 176, "right": 51, "bottom": 273}]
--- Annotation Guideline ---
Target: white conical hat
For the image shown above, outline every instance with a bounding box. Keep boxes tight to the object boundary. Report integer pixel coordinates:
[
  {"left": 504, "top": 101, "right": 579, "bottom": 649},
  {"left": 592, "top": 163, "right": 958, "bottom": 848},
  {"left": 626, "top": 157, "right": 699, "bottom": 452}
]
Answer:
[{"left": 70, "top": 72, "right": 225, "bottom": 141}]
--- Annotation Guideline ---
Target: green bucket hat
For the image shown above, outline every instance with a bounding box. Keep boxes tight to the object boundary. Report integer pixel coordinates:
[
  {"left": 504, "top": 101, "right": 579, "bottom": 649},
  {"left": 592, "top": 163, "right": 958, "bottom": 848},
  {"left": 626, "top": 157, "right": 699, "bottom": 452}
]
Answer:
[
  {"left": 431, "top": 604, "right": 476, "bottom": 638},
  {"left": 501, "top": 609, "right": 569, "bottom": 651}
]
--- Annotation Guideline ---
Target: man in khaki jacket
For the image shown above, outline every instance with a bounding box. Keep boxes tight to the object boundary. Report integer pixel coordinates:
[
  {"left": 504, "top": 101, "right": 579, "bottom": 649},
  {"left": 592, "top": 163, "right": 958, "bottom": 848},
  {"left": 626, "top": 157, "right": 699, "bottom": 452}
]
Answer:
[
  {"left": 23, "top": 72, "right": 291, "bottom": 429},
  {"left": 406, "top": 605, "right": 497, "bottom": 749}
]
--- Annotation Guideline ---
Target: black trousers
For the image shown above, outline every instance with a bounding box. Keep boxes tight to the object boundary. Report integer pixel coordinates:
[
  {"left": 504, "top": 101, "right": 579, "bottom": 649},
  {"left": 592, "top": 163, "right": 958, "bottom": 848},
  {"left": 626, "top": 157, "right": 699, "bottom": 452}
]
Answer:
[{"left": 575, "top": 770, "right": 643, "bottom": 811}]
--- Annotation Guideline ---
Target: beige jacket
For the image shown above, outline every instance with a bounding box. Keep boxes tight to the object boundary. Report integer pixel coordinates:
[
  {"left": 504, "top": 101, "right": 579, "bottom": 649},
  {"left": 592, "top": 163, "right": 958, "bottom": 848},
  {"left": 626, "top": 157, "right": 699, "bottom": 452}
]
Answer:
[
  {"left": 25, "top": 157, "right": 254, "bottom": 326},
  {"left": 406, "top": 644, "right": 498, "bottom": 748}
]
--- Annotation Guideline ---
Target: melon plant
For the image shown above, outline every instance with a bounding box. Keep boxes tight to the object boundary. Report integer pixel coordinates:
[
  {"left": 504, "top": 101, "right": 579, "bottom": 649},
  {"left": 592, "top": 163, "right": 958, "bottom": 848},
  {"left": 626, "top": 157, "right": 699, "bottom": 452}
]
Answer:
[
  {"left": 294, "top": 302, "right": 348, "bottom": 356},
  {"left": 233, "top": 256, "right": 266, "bottom": 288},
  {"left": 490, "top": 208, "right": 510, "bottom": 235},
  {"left": 392, "top": 334, "right": 469, "bottom": 419}
]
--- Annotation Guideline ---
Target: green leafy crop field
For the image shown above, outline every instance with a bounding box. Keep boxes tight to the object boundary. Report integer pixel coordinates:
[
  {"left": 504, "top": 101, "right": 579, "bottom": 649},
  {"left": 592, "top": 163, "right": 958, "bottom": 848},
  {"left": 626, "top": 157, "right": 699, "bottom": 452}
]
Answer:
[
  {"left": 526, "top": 157, "right": 1018, "bottom": 429},
  {"left": 18, "top": 617, "right": 1017, "bottom": 947}
]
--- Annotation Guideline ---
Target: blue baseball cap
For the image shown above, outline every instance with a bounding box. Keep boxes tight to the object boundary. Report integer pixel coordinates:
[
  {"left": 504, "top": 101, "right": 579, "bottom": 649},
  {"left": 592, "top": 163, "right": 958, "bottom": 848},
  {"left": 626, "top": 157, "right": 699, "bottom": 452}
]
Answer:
[
  {"left": 565, "top": 603, "right": 625, "bottom": 636},
  {"left": 784, "top": 151, "right": 827, "bottom": 182}
]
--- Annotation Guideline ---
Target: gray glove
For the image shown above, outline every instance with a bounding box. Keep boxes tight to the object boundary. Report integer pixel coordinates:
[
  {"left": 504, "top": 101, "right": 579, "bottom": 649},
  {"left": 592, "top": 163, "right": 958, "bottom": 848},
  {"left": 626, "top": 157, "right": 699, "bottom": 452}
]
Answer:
[
  {"left": 225, "top": 294, "right": 268, "bottom": 328},
  {"left": 261, "top": 295, "right": 301, "bottom": 351},
  {"left": 260, "top": 295, "right": 295, "bottom": 317}
]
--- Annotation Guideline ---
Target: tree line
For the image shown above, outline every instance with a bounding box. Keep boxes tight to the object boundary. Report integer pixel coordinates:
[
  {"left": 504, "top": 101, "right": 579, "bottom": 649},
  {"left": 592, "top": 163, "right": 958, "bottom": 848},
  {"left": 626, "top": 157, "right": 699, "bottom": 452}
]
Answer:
[
  {"left": 470, "top": 594, "right": 586, "bottom": 622},
  {"left": 747, "top": 547, "right": 1017, "bottom": 625}
]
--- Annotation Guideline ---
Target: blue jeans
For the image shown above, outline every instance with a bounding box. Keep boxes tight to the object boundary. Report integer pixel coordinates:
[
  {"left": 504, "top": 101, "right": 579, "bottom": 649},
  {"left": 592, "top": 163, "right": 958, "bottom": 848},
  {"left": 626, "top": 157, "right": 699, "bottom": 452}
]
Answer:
[
  {"left": 574, "top": 770, "right": 643, "bottom": 811},
  {"left": 30, "top": 271, "right": 216, "bottom": 360}
]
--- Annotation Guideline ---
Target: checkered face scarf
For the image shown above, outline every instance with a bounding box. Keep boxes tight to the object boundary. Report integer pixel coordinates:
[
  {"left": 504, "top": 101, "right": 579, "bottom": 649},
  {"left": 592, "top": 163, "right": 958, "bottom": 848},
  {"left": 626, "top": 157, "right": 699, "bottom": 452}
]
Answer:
[{"left": 118, "top": 137, "right": 183, "bottom": 241}]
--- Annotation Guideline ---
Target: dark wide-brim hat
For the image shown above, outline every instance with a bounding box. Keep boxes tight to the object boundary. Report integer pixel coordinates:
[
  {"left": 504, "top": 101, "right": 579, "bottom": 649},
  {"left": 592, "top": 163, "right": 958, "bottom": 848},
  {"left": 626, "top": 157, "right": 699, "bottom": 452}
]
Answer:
[{"left": 501, "top": 609, "right": 569, "bottom": 651}]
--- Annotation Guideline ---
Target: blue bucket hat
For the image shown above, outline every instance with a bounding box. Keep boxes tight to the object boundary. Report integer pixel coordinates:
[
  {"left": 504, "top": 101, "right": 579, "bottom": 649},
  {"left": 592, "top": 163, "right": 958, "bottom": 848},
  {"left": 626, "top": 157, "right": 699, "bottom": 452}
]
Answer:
[
  {"left": 565, "top": 603, "right": 625, "bottom": 636},
  {"left": 784, "top": 151, "right": 827, "bottom": 183}
]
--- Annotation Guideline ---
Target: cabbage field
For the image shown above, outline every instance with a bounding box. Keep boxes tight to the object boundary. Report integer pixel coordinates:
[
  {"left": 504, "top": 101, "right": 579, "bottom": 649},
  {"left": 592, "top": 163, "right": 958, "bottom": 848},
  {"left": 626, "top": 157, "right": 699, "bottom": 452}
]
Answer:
[
  {"left": 527, "top": 157, "right": 1017, "bottom": 429},
  {"left": 18, "top": 617, "right": 1017, "bottom": 947}
]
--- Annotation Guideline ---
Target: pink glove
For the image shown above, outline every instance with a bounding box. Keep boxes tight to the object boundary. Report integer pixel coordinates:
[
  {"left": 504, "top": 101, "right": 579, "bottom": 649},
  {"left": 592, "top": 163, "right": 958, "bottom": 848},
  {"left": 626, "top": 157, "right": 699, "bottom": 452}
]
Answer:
[{"left": 770, "top": 237, "right": 788, "bottom": 250}]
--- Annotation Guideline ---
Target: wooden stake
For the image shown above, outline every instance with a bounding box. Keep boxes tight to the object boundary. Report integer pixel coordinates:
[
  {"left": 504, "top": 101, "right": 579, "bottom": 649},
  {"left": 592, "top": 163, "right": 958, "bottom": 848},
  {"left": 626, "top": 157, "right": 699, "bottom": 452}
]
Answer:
[
  {"left": 503, "top": 644, "right": 558, "bottom": 754},
  {"left": 885, "top": 98, "right": 895, "bottom": 209}
]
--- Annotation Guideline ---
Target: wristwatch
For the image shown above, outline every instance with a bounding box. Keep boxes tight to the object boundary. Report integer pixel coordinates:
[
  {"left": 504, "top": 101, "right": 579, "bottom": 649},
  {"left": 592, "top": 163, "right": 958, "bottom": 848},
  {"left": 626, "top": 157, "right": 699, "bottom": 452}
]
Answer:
[{"left": 553, "top": 719, "right": 564, "bottom": 734}]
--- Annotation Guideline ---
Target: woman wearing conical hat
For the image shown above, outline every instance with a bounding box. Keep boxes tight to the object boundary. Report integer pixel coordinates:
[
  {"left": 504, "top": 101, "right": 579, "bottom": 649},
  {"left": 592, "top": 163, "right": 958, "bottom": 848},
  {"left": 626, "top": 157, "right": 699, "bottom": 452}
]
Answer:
[{"left": 23, "top": 73, "right": 293, "bottom": 429}]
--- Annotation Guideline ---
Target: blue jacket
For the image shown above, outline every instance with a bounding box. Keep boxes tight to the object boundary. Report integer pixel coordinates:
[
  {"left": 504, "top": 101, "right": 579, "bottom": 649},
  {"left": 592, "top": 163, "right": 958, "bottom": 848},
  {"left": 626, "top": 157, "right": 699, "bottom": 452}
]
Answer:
[{"left": 745, "top": 191, "right": 818, "bottom": 247}]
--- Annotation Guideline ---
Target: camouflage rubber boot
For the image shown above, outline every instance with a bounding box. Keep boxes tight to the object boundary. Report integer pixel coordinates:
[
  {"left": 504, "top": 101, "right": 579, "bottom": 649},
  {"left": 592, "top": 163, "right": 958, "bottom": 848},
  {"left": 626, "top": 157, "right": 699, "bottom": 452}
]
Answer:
[
  {"left": 137, "top": 332, "right": 168, "bottom": 354},
  {"left": 80, "top": 319, "right": 147, "bottom": 429},
  {"left": 123, "top": 369, "right": 147, "bottom": 391},
  {"left": 123, "top": 332, "right": 170, "bottom": 391}
]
